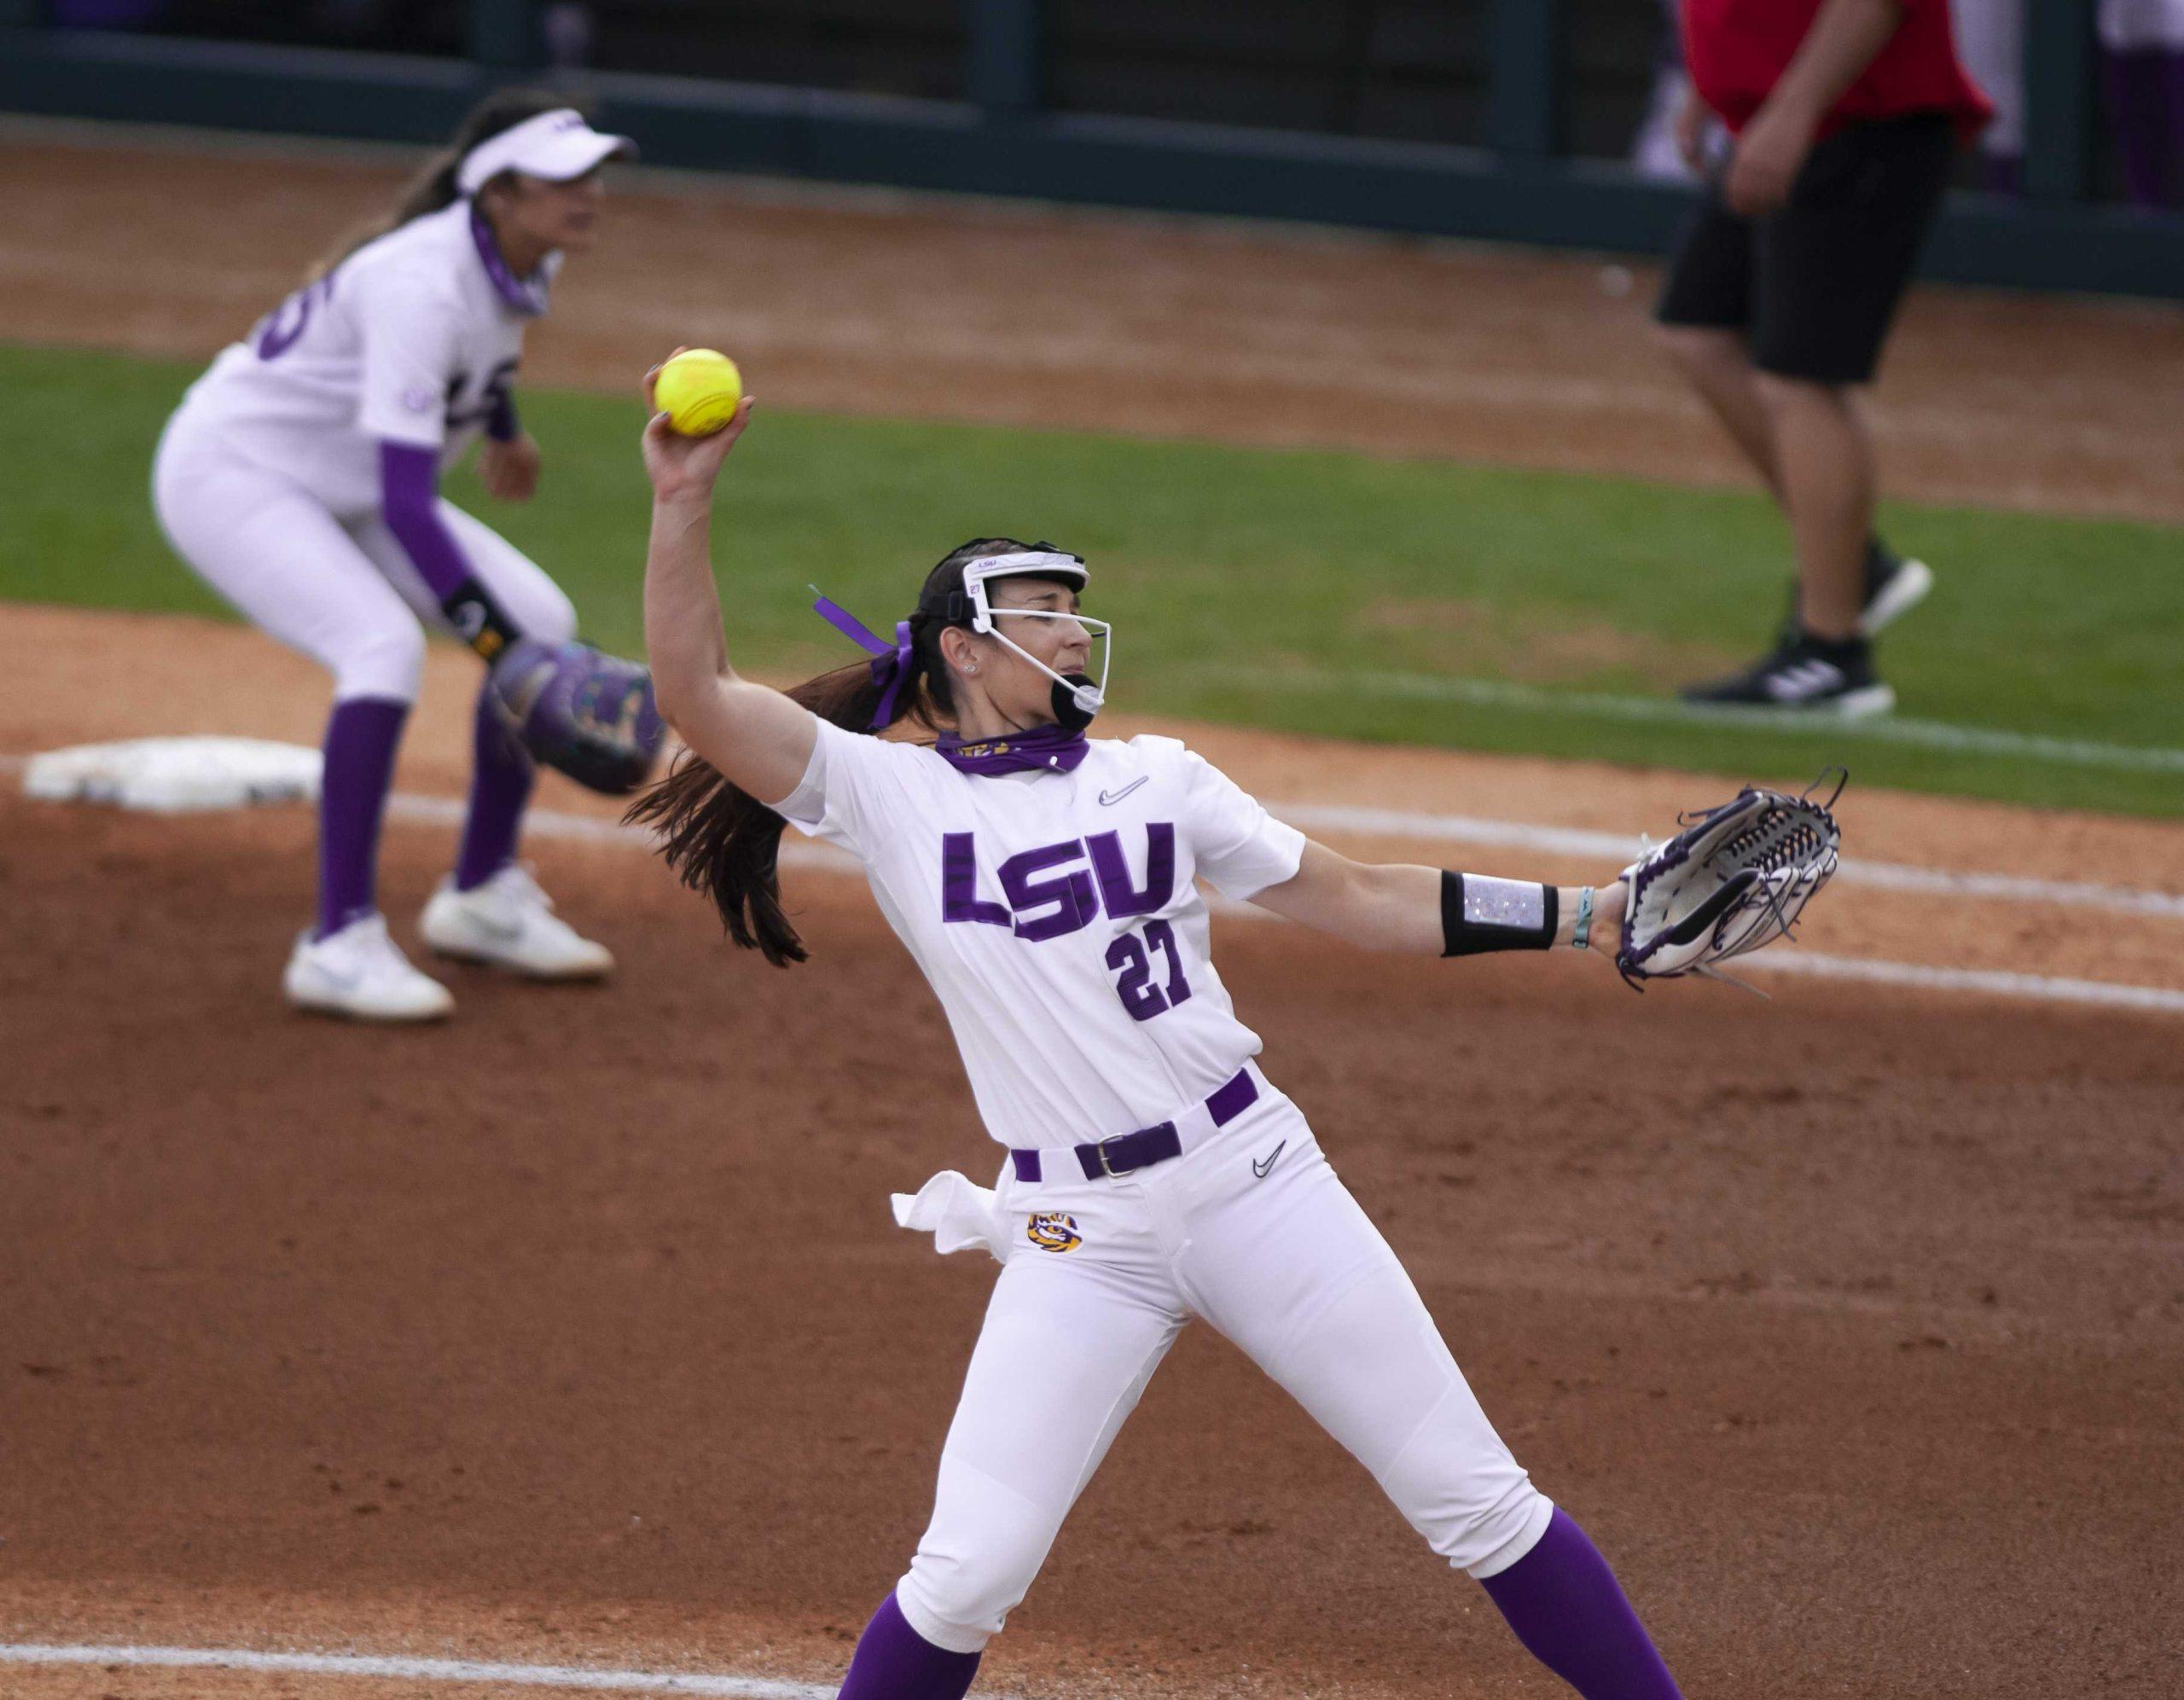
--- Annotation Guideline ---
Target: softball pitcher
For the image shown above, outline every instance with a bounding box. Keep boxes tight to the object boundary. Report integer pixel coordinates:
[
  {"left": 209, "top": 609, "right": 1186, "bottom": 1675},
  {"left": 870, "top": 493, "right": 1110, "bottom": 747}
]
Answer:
[
  {"left": 153, "top": 92, "right": 637, "bottom": 1020},
  {"left": 625, "top": 377, "right": 1729, "bottom": 1699}
]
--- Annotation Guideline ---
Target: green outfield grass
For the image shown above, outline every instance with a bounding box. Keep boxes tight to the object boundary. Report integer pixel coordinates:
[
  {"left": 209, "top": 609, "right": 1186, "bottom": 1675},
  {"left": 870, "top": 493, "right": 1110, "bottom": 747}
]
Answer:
[{"left": 4, "top": 342, "right": 2178, "bottom": 816}]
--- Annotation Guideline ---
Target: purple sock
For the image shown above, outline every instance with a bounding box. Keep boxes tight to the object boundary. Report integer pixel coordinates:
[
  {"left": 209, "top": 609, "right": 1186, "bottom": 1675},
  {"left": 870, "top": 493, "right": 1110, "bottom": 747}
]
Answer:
[
  {"left": 1478, "top": 1509, "right": 1682, "bottom": 1699},
  {"left": 317, "top": 696, "right": 408, "bottom": 940},
  {"left": 455, "top": 680, "right": 536, "bottom": 891},
  {"left": 836, "top": 1593, "right": 980, "bottom": 1700}
]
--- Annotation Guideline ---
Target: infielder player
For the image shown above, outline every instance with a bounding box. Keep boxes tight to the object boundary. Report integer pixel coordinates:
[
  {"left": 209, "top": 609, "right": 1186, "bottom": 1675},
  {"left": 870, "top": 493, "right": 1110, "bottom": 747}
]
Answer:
[
  {"left": 152, "top": 93, "right": 636, "bottom": 1019},
  {"left": 631, "top": 381, "right": 1691, "bottom": 1700}
]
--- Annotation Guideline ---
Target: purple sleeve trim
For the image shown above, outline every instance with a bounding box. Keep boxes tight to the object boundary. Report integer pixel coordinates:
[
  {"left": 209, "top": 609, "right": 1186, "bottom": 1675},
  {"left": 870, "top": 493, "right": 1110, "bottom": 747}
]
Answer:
[
  {"left": 378, "top": 439, "right": 472, "bottom": 601},
  {"left": 485, "top": 391, "right": 520, "bottom": 444}
]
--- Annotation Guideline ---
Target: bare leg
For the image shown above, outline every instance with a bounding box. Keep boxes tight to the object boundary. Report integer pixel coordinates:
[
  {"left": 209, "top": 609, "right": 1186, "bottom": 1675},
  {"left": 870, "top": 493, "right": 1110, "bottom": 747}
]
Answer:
[
  {"left": 1755, "top": 374, "right": 1873, "bottom": 641},
  {"left": 1651, "top": 324, "right": 1786, "bottom": 502}
]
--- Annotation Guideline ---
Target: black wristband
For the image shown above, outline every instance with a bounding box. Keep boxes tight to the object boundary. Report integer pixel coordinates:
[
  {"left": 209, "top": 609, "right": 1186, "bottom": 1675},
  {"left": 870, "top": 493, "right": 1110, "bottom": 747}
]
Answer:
[
  {"left": 440, "top": 577, "right": 524, "bottom": 662},
  {"left": 1441, "top": 870, "right": 1558, "bottom": 957}
]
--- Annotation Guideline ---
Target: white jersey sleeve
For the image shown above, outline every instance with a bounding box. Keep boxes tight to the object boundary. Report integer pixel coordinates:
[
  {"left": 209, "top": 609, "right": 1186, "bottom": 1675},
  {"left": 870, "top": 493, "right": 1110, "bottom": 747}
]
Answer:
[
  {"left": 1176, "top": 746, "right": 1307, "bottom": 900},
  {"left": 353, "top": 270, "right": 461, "bottom": 450},
  {"left": 773, "top": 716, "right": 922, "bottom": 858}
]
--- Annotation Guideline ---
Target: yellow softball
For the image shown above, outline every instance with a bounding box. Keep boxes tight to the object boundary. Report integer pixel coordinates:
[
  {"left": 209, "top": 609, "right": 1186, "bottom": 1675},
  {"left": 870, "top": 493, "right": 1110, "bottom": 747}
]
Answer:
[{"left": 654, "top": 348, "right": 744, "bottom": 436}]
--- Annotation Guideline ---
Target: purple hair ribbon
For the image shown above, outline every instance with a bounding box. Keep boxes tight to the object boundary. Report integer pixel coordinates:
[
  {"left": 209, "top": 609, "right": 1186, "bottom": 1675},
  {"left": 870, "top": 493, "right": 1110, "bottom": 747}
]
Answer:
[{"left": 812, "top": 592, "right": 915, "bottom": 730}]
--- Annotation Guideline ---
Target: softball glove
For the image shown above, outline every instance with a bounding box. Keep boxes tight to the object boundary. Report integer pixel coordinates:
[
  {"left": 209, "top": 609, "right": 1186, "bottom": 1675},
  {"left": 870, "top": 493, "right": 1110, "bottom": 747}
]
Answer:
[
  {"left": 485, "top": 638, "right": 666, "bottom": 796},
  {"left": 1617, "top": 771, "right": 1844, "bottom": 987}
]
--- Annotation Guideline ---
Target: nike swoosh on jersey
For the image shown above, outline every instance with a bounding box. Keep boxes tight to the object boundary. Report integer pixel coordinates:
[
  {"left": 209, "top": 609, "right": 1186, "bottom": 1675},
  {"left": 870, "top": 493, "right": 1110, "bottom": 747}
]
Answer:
[
  {"left": 1098, "top": 777, "right": 1150, "bottom": 807},
  {"left": 1251, "top": 1140, "right": 1287, "bottom": 1180}
]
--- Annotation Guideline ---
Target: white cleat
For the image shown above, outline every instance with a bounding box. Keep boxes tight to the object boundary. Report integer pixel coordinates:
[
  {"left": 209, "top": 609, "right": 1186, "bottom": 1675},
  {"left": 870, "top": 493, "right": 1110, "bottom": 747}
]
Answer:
[
  {"left": 284, "top": 913, "right": 455, "bottom": 1023},
  {"left": 419, "top": 865, "right": 613, "bottom": 981}
]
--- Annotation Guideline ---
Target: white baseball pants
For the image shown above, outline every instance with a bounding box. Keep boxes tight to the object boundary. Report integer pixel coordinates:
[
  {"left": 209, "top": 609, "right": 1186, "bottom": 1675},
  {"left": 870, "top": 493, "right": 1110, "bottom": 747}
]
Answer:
[
  {"left": 152, "top": 416, "right": 575, "bottom": 705},
  {"left": 894, "top": 1081, "right": 1553, "bottom": 1654}
]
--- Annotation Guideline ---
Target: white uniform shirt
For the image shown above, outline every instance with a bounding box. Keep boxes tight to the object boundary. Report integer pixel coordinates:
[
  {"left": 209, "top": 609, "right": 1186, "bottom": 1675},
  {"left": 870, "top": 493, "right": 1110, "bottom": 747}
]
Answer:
[
  {"left": 171, "top": 200, "right": 543, "bottom": 516},
  {"left": 777, "top": 722, "right": 1308, "bottom": 1150}
]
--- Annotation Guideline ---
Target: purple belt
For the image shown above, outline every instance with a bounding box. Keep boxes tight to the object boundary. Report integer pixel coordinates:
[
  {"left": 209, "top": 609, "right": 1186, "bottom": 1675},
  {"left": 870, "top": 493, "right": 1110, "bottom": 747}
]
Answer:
[{"left": 1012, "top": 1068, "right": 1260, "bottom": 1183}]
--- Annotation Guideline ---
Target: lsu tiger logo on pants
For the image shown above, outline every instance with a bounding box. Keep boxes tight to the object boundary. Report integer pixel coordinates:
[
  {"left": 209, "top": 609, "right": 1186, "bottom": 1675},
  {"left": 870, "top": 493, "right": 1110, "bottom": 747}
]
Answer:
[{"left": 1026, "top": 1212, "right": 1082, "bottom": 1253}]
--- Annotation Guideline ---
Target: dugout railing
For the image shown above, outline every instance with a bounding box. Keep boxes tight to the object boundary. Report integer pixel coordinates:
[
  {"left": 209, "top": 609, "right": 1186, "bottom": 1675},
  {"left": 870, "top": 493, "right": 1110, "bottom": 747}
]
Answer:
[{"left": 0, "top": 0, "right": 2177, "bottom": 299}]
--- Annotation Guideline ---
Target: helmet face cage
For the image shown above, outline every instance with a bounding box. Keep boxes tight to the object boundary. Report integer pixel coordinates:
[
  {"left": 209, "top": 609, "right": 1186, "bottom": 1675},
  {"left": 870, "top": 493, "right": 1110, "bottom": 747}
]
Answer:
[{"left": 960, "top": 551, "right": 1111, "bottom": 722}]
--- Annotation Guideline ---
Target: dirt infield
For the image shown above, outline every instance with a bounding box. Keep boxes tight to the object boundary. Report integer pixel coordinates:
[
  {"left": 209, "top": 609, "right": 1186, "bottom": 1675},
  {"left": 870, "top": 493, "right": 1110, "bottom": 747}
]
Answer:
[
  {"left": 3, "top": 606, "right": 2183, "bottom": 1699},
  {"left": 3, "top": 124, "right": 2183, "bottom": 1698}
]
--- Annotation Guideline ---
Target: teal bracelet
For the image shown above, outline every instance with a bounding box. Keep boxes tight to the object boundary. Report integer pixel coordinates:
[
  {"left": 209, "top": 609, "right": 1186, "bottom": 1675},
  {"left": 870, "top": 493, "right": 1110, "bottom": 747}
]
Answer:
[{"left": 1571, "top": 886, "right": 1596, "bottom": 951}]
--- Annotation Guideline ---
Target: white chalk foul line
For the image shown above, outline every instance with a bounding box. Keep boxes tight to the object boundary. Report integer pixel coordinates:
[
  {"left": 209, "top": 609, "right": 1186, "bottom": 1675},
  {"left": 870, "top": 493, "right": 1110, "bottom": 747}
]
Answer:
[
  {"left": 421, "top": 798, "right": 2184, "bottom": 1017},
  {"left": 1730, "top": 949, "right": 2184, "bottom": 1014},
  {"left": 1268, "top": 801, "right": 2184, "bottom": 921},
  {"left": 394, "top": 793, "right": 2184, "bottom": 924},
  {"left": 0, "top": 1641, "right": 835, "bottom": 1697},
  {"left": 16, "top": 771, "right": 2184, "bottom": 1015},
  {"left": 1208, "top": 668, "right": 2184, "bottom": 776},
  {"left": 19, "top": 752, "right": 2184, "bottom": 919},
  {"left": 1203, "top": 880, "right": 2184, "bottom": 1014}
]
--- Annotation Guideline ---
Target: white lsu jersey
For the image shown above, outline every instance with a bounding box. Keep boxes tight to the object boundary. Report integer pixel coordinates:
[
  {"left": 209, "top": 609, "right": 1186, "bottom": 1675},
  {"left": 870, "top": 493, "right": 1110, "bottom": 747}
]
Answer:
[
  {"left": 776, "top": 721, "right": 1307, "bottom": 1150},
  {"left": 169, "top": 200, "right": 544, "bottom": 515}
]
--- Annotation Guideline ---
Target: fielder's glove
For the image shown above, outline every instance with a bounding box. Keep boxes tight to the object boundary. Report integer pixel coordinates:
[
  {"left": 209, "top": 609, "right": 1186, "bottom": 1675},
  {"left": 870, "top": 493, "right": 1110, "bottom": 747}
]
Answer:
[
  {"left": 484, "top": 638, "right": 666, "bottom": 796},
  {"left": 1617, "top": 771, "right": 1844, "bottom": 988}
]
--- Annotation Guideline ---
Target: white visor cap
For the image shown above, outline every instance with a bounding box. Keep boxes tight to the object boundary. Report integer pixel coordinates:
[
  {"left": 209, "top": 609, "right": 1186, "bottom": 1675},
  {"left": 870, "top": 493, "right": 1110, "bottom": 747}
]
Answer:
[
  {"left": 457, "top": 108, "right": 636, "bottom": 195},
  {"left": 961, "top": 550, "right": 1087, "bottom": 600}
]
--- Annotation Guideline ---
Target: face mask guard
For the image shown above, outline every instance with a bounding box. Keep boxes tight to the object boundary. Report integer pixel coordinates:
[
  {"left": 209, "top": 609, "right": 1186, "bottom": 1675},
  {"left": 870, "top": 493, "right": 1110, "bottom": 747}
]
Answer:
[{"left": 959, "top": 550, "right": 1111, "bottom": 730}]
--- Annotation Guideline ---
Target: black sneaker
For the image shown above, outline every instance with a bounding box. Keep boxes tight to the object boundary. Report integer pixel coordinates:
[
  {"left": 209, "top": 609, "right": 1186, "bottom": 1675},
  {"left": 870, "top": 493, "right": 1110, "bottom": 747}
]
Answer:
[
  {"left": 1774, "top": 546, "right": 1934, "bottom": 642},
  {"left": 1682, "top": 634, "right": 1896, "bottom": 717}
]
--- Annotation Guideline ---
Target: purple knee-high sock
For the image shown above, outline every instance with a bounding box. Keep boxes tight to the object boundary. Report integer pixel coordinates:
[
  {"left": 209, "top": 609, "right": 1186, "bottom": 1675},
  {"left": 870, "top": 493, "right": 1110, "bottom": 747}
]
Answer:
[
  {"left": 1479, "top": 1509, "right": 1682, "bottom": 1699},
  {"left": 317, "top": 696, "right": 408, "bottom": 940},
  {"left": 836, "top": 1593, "right": 980, "bottom": 1700},
  {"left": 455, "top": 680, "right": 536, "bottom": 891}
]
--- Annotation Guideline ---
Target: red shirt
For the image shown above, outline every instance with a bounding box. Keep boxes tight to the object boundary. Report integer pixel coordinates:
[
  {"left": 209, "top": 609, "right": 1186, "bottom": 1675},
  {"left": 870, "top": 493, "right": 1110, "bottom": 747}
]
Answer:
[{"left": 1682, "top": 0, "right": 1993, "bottom": 141}]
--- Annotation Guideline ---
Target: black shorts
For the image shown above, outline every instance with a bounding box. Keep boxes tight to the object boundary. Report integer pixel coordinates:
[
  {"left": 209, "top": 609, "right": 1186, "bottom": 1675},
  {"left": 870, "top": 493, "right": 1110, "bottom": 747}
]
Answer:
[{"left": 1656, "top": 113, "right": 1955, "bottom": 386}]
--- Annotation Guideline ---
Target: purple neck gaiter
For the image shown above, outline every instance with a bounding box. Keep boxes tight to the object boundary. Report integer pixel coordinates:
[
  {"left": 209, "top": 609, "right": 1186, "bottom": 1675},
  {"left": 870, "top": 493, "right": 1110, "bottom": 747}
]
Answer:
[
  {"left": 317, "top": 696, "right": 409, "bottom": 940},
  {"left": 469, "top": 204, "right": 551, "bottom": 315},
  {"left": 935, "top": 723, "right": 1089, "bottom": 776},
  {"left": 1478, "top": 1509, "right": 1682, "bottom": 1699},
  {"left": 835, "top": 1592, "right": 980, "bottom": 1700}
]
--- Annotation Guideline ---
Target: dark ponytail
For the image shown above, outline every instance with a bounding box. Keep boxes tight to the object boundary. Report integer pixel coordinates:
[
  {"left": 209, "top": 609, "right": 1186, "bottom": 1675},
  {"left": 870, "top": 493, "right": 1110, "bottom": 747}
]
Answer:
[
  {"left": 310, "top": 87, "right": 578, "bottom": 283},
  {"left": 624, "top": 539, "right": 1044, "bottom": 967}
]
